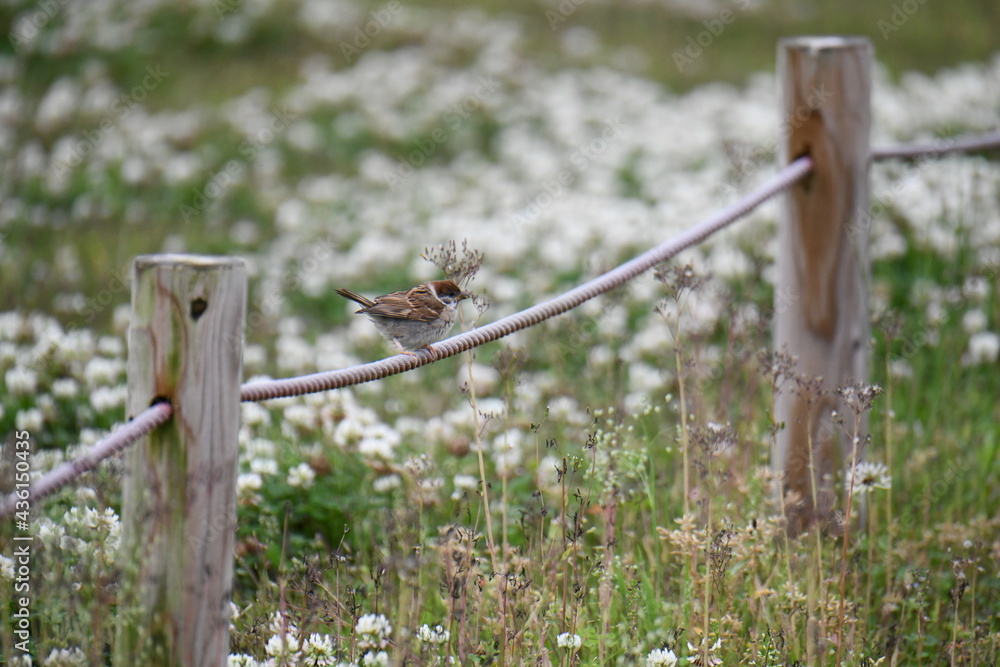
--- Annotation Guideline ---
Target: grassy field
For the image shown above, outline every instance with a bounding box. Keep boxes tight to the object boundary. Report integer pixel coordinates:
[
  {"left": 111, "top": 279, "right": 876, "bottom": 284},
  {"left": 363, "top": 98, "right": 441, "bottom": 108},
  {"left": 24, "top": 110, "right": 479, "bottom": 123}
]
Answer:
[{"left": 0, "top": 0, "right": 999, "bottom": 665}]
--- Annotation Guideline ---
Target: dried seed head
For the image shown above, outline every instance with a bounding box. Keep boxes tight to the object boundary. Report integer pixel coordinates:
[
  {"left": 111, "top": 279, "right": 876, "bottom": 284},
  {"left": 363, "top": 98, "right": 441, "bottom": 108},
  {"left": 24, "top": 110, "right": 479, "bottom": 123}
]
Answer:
[
  {"left": 655, "top": 261, "right": 704, "bottom": 300},
  {"left": 422, "top": 239, "right": 484, "bottom": 287},
  {"left": 835, "top": 381, "right": 883, "bottom": 416}
]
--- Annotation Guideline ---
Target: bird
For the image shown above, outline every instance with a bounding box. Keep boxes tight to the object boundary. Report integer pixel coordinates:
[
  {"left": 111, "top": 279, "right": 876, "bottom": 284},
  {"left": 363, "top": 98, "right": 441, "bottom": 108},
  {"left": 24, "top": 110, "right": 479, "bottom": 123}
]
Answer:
[{"left": 336, "top": 280, "right": 471, "bottom": 356}]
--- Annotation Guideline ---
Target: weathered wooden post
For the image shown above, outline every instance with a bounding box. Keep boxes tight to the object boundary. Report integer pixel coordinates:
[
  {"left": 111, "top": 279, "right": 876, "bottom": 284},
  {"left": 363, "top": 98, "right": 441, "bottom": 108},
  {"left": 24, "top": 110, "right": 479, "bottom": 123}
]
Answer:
[
  {"left": 774, "top": 37, "right": 872, "bottom": 535},
  {"left": 115, "top": 255, "right": 246, "bottom": 666}
]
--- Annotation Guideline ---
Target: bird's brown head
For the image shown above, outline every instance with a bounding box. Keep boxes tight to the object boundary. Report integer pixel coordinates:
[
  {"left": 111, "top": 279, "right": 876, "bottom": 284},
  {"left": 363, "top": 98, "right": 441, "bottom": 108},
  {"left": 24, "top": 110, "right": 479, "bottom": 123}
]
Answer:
[{"left": 428, "top": 280, "right": 471, "bottom": 304}]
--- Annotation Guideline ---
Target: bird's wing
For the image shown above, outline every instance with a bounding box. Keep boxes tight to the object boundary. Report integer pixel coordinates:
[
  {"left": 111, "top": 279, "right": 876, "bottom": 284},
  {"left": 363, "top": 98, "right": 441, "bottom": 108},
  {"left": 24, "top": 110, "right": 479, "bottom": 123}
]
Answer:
[{"left": 361, "top": 287, "right": 444, "bottom": 322}]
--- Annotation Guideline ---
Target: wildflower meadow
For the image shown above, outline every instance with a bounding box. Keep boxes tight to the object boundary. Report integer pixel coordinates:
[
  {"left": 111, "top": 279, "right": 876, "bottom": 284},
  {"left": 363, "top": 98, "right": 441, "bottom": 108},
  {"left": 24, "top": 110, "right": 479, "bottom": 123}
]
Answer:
[{"left": 1, "top": 0, "right": 999, "bottom": 665}]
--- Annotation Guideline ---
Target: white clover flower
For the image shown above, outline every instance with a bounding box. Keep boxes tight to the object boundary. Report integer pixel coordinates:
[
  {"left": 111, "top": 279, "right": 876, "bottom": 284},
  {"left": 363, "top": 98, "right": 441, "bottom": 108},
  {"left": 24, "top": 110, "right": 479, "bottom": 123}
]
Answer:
[
  {"left": 419, "top": 477, "right": 444, "bottom": 494},
  {"left": 103, "top": 527, "right": 122, "bottom": 562},
  {"left": 962, "top": 308, "right": 987, "bottom": 334},
  {"left": 556, "top": 632, "right": 582, "bottom": 650},
  {"left": 277, "top": 335, "right": 316, "bottom": 374},
  {"left": 97, "top": 335, "right": 124, "bottom": 357},
  {"left": 628, "top": 361, "right": 667, "bottom": 394},
  {"left": 492, "top": 443, "right": 522, "bottom": 477},
  {"left": 0, "top": 555, "right": 14, "bottom": 581},
  {"left": 963, "top": 275, "right": 989, "bottom": 301},
  {"left": 43, "top": 647, "right": 87, "bottom": 667},
  {"left": 492, "top": 429, "right": 525, "bottom": 477},
  {"left": 358, "top": 435, "right": 395, "bottom": 461},
  {"left": 5, "top": 366, "right": 37, "bottom": 395},
  {"left": 16, "top": 408, "right": 43, "bottom": 432},
  {"left": 79, "top": 428, "right": 102, "bottom": 446},
  {"left": 966, "top": 331, "right": 1000, "bottom": 365},
  {"left": 301, "top": 633, "right": 337, "bottom": 666},
  {"left": 37, "top": 518, "right": 65, "bottom": 547},
  {"left": 52, "top": 377, "right": 80, "bottom": 398},
  {"left": 850, "top": 461, "right": 892, "bottom": 494},
  {"left": 404, "top": 454, "right": 432, "bottom": 476},
  {"left": 59, "top": 535, "right": 85, "bottom": 554},
  {"left": 361, "top": 650, "right": 388, "bottom": 667},
  {"left": 284, "top": 403, "right": 317, "bottom": 429},
  {"left": 113, "top": 304, "right": 132, "bottom": 333},
  {"left": 0, "top": 342, "right": 16, "bottom": 365},
  {"left": 73, "top": 507, "right": 97, "bottom": 529},
  {"left": 250, "top": 458, "right": 279, "bottom": 476},
  {"left": 228, "top": 655, "right": 262, "bottom": 667},
  {"left": 451, "top": 473, "right": 478, "bottom": 499},
  {"left": 355, "top": 613, "right": 392, "bottom": 636},
  {"left": 268, "top": 611, "right": 300, "bottom": 636},
  {"left": 237, "top": 472, "right": 263, "bottom": 495},
  {"left": 90, "top": 385, "right": 127, "bottom": 412},
  {"left": 888, "top": 359, "right": 913, "bottom": 379},
  {"left": 265, "top": 633, "right": 301, "bottom": 660},
  {"left": 288, "top": 462, "right": 316, "bottom": 489},
  {"left": 416, "top": 623, "right": 450, "bottom": 644},
  {"left": 241, "top": 402, "right": 271, "bottom": 426},
  {"left": 83, "top": 356, "right": 124, "bottom": 387},
  {"left": 645, "top": 647, "right": 677, "bottom": 666},
  {"left": 95, "top": 507, "right": 120, "bottom": 531},
  {"left": 334, "top": 417, "right": 367, "bottom": 447},
  {"left": 373, "top": 474, "right": 401, "bottom": 493},
  {"left": 548, "top": 395, "right": 589, "bottom": 426},
  {"left": 924, "top": 301, "right": 945, "bottom": 325},
  {"left": 687, "top": 638, "right": 723, "bottom": 665},
  {"left": 453, "top": 474, "right": 478, "bottom": 491},
  {"left": 36, "top": 77, "right": 80, "bottom": 132},
  {"left": 367, "top": 422, "right": 402, "bottom": 442},
  {"left": 688, "top": 639, "right": 722, "bottom": 667},
  {"left": 355, "top": 613, "right": 392, "bottom": 649},
  {"left": 0, "top": 312, "right": 23, "bottom": 340},
  {"left": 246, "top": 437, "right": 277, "bottom": 459}
]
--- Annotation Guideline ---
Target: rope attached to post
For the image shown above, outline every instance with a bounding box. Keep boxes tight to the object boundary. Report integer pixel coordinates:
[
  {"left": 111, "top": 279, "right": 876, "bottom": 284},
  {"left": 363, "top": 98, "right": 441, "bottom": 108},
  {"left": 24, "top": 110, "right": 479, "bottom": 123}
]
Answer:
[
  {"left": 0, "top": 401, "right": 173, "bottom": 516},
  {"left": 240, "top": 156, "right": 815, "bottom": 402}
]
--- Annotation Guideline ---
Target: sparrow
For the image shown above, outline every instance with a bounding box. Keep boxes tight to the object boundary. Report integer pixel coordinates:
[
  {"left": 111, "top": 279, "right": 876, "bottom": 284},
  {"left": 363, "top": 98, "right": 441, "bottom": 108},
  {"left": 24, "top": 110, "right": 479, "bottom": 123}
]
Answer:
[{"left": 336, "top": 280, "right": 471, "bottom": 355}]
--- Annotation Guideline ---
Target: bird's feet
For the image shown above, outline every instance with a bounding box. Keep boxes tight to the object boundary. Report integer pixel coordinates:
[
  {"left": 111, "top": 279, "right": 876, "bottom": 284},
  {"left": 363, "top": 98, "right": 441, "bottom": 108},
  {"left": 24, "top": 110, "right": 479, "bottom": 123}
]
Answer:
[
  {"left": 418, "top": 344, "right": 441, "bottom": 360},
  {"left": 393, "top": 340, "right": 439, "bottom": 360}
]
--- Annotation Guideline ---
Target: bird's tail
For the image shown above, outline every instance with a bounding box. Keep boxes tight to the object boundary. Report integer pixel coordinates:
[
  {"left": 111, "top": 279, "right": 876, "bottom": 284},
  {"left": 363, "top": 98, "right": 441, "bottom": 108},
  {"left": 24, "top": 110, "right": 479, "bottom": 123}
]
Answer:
[{"left": 335, "top": 288, "right": 377, "bottom": 309}]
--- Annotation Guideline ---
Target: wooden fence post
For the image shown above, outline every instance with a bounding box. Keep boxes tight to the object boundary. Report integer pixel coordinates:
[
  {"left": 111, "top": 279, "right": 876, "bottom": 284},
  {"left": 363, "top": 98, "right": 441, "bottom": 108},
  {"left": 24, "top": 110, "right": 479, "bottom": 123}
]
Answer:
[
  {"left": 774, "top": 37, "right": 872, "bottom": 535},
  {"left": 115, "top": 255, "right": 246, "bottom": 666}
]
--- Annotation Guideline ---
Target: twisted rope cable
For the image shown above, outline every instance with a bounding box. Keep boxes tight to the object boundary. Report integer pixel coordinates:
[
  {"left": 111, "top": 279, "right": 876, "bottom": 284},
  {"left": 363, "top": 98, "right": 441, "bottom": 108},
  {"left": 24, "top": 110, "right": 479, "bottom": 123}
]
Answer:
[
  {"left": 871, "top": 131, "right": 1000, "bottom": 161},
  {"left": 0, "top": 401, "right": 173, "bottom": 518},
  {"left": 241, "top": 156, "right": 815, "bottom": 402}
]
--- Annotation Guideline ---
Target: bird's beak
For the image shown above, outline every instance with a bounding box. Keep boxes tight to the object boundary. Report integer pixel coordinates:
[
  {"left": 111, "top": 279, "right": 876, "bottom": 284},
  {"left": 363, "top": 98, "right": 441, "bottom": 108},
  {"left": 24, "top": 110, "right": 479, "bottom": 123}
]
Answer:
[{"left": 460, "top": 291, "right": 473, "bottom": 301}]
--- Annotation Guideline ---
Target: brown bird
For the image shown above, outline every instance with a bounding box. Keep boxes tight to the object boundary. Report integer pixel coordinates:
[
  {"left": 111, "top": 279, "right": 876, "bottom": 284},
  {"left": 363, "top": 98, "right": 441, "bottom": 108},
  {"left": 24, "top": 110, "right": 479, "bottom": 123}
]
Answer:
[{"left": 336, "top": 280, "right": 471, "bottom": 355}]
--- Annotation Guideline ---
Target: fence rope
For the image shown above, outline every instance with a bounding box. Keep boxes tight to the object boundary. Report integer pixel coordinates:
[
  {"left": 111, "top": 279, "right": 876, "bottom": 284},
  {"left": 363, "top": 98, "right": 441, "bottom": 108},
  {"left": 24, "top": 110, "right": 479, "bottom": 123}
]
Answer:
[
  {"left": 871, "top": 131, "right": 1000, "bottom": 161},
  {"left": 0, "top": 157, "right": 813, "bottom": 519},
  {"left": 7, "top": 127, "right": 1000, "bottom": 519},
  {"left": 0, "top": 401, "right": 173, "bottom": 517},
  {"left": 240, "top": 156, "right": 815, "bottom": 402}
]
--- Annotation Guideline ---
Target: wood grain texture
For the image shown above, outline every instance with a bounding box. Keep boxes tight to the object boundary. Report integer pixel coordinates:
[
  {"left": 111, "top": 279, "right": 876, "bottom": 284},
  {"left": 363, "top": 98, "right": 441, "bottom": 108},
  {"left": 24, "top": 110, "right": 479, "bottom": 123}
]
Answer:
[
  {"left": 116, "top": 254, "right": 246, "bottom": 667},
  {"left": 774, "top": 37, "right": 872, "bottom": 535}
]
